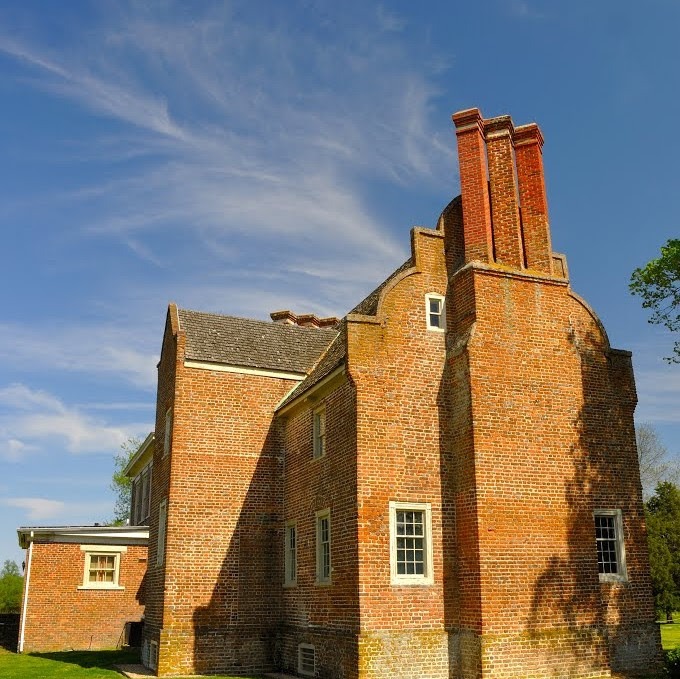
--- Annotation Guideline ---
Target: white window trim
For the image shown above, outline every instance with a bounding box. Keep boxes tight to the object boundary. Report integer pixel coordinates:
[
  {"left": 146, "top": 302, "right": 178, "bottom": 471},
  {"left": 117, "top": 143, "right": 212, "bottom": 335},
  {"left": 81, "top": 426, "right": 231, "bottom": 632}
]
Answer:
[
  {"left": 389, "top": 501, "right": 434, "bottom": 586},
  {"left": 315, "top": 508, "right": 331, "bottom": 585},
  {"left": 594, "top": 508, "right": 627, "bottom": 582},
  {"left": 163, "top": 408, "right": 173, "bottom": 457},
  {"left": 298, "top": 643, "right": 316, "bottom": 676},
  {"left": 313, "top": 406, "right": 326, "bottom": 459},
  {"left": 78, "top": 544, "right": 127, "bottom": 590},
  {"left": 425, "top": 293, "right": 446, "bottom": 332},
  {"left": 284, "top": 520, "right": 297, "bottom": 587},
  {"left": 157, "top": 499, "right": 168, "bottom": 567}
]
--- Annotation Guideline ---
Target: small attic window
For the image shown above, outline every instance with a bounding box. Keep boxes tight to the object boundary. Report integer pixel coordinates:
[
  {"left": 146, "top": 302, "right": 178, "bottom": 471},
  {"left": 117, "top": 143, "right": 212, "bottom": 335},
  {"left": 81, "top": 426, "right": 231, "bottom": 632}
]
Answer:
[{"left": 425, "top": 294, "right": 445, "bottom": 331}]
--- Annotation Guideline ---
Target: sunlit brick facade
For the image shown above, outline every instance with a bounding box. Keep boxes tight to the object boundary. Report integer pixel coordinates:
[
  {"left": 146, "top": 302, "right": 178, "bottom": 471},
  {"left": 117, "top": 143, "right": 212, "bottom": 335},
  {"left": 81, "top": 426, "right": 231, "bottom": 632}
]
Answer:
[{"left": 142, "top": 108, "right": 661, "bottom": 678}]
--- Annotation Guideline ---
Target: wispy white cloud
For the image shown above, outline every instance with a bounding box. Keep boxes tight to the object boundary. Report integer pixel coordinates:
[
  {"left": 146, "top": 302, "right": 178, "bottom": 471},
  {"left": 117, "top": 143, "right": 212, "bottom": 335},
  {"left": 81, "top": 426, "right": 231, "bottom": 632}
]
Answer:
[
  {"left": 1, "top": 497, "right": 66, "bottom": 521},
  {"left": 0, "top": 323, "right": 157, "bottom": 389},
  {"left": 1, "top": 496, "right": 112, "bottom": 522},
  {"left": 632, "top": 335, "right": 680, "bottom": 424},
  {"left": 0, "top": 384, "right": 149, "bottom": 458},
  {"left": 0, "top": 1, "right": 451, "bottom": 290}
]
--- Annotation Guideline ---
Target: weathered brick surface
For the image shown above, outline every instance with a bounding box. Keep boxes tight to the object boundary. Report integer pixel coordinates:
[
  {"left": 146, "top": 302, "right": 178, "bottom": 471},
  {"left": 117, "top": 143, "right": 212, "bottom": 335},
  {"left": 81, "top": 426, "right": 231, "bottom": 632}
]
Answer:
[
  {"left": 145, "top": 304, "right": 294, "bottom": 676},
  {"left": 20, "top": 542, "right": 146, "bottom": 652},
  {"left": 140, "top": 109, "right": 660, "bottom": 678}
]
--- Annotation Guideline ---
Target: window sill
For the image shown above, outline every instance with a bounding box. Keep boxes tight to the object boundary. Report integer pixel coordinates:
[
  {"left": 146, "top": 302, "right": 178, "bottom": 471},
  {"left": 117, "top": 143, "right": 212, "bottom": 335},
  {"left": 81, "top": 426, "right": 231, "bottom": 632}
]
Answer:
[
  {"left": 314, "top": 580, "right": 333, "bottom": 587},
  {"left": 391, "top": 577, "right": 434, "bottom": 587},
  {"left": 598, "top": 574, "right": 628, "bottom": 584},
  {"left": 78, "top": 584, "right": 125, "bottom": 591},
  {"left": 283, "top": 581, "right": 297, "bottom": 589}
]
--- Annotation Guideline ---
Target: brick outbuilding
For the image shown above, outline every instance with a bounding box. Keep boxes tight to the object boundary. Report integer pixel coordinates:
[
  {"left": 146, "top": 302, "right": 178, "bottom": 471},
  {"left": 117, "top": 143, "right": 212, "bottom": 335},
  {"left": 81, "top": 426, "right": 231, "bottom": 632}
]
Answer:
[
  {"left": 141, "top": 108, "right": 661, "bottom": 678},
  {"left": 17, "top": 525, "right": 148, "bottom": 653}
]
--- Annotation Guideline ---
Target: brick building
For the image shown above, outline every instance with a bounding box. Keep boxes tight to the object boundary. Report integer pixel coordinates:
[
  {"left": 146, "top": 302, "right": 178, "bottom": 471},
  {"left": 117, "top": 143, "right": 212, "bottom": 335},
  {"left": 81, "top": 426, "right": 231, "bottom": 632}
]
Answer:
[
  {"left": 141, "top": 108, "right": 661, "bottom": 678},
  {"left": 17, "top": 525, "right": 148, "bottom": 653}
]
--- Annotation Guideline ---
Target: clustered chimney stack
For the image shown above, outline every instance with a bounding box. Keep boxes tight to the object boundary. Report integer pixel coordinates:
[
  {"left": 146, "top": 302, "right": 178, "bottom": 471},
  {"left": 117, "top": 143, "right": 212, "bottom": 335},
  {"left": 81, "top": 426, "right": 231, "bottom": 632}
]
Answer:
[{"left": 452, "top": 107, "right": 554, "bottom": 275}]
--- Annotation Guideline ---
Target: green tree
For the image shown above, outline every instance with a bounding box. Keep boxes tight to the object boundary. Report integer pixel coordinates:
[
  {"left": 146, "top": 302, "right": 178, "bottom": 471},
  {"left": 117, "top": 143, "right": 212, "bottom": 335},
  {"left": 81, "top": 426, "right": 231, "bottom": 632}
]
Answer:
[
  {"left": 646, "top": 482, "right": 680, "bottom": 621},
  {"left": 630, "top": 238, "right": 680, "bottom": 363},
  {"left": 0, "top": 560, "right": 23, "bottom": 613},
  {"left": 110, "top": 436, "right": 142, "bottom": 525}
]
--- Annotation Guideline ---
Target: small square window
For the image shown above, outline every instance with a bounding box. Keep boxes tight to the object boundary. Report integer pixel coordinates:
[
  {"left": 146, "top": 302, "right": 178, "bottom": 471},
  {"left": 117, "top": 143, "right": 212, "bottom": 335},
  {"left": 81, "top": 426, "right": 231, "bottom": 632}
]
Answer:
[
  {"left": 79, "top": 545, "right": 126, "bottom": 590},
  {"left": 389, "top": 501, "right": 433, "bottom": 585},
  {"left": 316, "top": 509, "right": 331, "bottom": 584},
  {"left": 284, "top": 521, "right": 297, "bottom": 586},
  {"left": 425, "top": 294, "right": 445, "bottom": 331},
  {"left": 594, "top": 509, "right": 627, "bottom": 581},
  {"left": 313, "top": 407, "right": 326, "bottom": 459}
]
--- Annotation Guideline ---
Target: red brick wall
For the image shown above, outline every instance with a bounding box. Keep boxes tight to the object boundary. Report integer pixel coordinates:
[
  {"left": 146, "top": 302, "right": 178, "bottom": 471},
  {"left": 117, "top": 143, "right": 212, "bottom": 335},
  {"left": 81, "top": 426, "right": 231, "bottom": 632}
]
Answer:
[
  {"left": 446, "top": 262, "right": 660, "bottom": 678},
  {"left": 145, "top": 305, "right": 296, "bottom": 675},
  {"left": 20, "top": 542, "right": 146, "bottom": 652},
  {"left": 280, "top": 377, "right": 360, "bottom": 676},
  {"left": 347, "top": 228, "right": 451, "bottom": 678}
]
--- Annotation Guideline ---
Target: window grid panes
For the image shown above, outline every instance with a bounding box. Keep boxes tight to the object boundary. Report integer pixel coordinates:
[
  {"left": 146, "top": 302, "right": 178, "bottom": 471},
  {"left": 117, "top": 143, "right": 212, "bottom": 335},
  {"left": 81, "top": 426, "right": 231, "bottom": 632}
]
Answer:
[
  {"left": 285, "top": 524, "right": 297, "bottom": 584},
  {"left": 88, "top": 554, "right": 116, "bottom": 583},
  {"left": 396, "top": 510, "right": 425, "bottom": 575},
  {"left": 313, "top": 409, "right": 326, "bottom": 458},
  {"left": 317, "top": 514, "right": 331, "bottom": 581},
  {"left": 595, "top": 514, "right": 618, "bottom": 574},
  {"left": 429, "top": 298, "right": 443, "bottom": 328}
]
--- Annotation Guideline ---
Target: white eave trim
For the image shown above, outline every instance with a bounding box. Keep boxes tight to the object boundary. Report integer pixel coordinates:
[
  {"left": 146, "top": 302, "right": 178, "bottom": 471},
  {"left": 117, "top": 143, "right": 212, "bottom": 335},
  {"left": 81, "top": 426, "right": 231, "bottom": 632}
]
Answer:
[
  {"left": 276, "top": 365, "right": 346, "bottom": 415},
  {"left": 184, "top": 360, "right": 305, "bottom": 381},
  {"left": 17, "top": 525, "right": 149, "bottom": 549},
  {"left": 123, "top": 431, "right": 155, "bottom": 477}
]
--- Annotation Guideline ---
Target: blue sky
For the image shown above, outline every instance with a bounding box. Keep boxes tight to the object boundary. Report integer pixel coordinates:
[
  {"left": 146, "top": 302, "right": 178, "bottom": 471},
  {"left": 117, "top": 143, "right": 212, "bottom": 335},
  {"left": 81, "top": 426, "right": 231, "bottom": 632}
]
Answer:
[{"left": 0, "top": 0, "right": 678, "bottom": 567}]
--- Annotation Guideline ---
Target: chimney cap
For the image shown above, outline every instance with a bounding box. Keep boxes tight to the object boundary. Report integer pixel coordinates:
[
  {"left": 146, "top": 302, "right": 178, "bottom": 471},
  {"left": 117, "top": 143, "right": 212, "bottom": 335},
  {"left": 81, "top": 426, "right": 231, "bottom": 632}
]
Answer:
[
  {"left": 452, "top": 107, "right": 484, "bottom": 134},
  {"left": 483, "top": 115, "right": 514, "bottom": 138},
  {"left": 270, "top": 310, "right": 298, "bottom": 325},
  {"left": 513, "top": 122, "right": 544, "bottom": 148}
]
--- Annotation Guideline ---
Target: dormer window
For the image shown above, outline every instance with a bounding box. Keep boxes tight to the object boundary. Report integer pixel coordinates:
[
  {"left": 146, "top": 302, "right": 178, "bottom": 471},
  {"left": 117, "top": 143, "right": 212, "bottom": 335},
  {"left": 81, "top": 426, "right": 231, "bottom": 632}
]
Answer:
[{"left": 425, "top": 294, "right": 445, "bottom": 331}]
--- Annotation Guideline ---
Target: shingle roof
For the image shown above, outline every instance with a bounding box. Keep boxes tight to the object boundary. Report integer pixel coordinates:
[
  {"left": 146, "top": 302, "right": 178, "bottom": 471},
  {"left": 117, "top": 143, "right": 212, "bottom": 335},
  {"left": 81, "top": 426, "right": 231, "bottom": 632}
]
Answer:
[
  {"left": 177, "top": 308, "right": 337, "bottom": 374},
  {"left": 277, "top": 322, "right": 347, "bottom": 410}
]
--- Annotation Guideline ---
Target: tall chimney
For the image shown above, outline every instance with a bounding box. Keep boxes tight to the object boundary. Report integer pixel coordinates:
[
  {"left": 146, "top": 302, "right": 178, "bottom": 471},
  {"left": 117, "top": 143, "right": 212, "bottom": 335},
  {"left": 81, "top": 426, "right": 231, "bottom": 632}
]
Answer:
[
  {"left": 484, "top": 116, "right": 524, "bottom": 269},
  {"left": 514, "top": 123, "right": 553, "bottom": 275},
  {"left": 452, "top": 108, "right": 494, "bottom": 264}
]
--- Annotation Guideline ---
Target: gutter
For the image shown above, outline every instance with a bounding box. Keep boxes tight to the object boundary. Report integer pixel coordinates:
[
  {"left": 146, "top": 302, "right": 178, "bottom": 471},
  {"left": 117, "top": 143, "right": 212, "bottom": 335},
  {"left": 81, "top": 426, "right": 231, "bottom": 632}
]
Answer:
[{"left": 18, "top": 534, "right": 33, "bottom": 653}]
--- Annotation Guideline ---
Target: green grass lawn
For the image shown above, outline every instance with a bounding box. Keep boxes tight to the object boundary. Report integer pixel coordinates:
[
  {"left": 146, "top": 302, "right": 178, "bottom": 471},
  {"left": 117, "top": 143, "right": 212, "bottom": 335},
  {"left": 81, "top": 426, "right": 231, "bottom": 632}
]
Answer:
[
  {"left": 661, "top": 620, "right": 680, "bottom": 651},
  {"left": 0, "top": 648, "right": 264, "bottom": 679}
]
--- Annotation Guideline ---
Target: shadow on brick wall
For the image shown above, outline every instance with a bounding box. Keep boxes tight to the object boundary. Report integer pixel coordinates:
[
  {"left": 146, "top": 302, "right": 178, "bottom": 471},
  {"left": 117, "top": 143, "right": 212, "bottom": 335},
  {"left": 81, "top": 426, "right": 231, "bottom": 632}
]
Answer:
[
  {"left": 527, "top": 327, "right": 661, "bottom": 676},
  {"left": 191, "top": 419, "right": 283, "bottom": 675}
]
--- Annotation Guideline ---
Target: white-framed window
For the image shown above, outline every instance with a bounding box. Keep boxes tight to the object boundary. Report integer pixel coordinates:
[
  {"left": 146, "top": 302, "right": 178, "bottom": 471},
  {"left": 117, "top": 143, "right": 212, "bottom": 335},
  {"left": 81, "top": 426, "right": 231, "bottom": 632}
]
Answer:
[
  {"left": 316, "top": 509, "right": 331, "bottom": 584},
  {"left": 78, "top": 545, "right": 127, "bottom": 590},
  {"left": 298, "top": 643, "right": 316, "bottom": 676},
  {"left": 389, "top": 501, "right": 434, "bottom": 585},
  {"left": 163, "top": 408, "right": 173, "bottom": 457},
  {"left": 313, "top": 406, "right": 326, "bottom": 458},
  {"left": 594, "top": 509, "right": 627, "bottom": 581},
  {"left": 131, "top": 463, "right": 152, "bottom": 526},
  {"left": 425, "top": 293, "right": 445, "bottom": 331},
  {"left": 284, "top": 521, "right": 297, "bottom": 586},
  {"left": 157, "top": 499, "right": 168, "bottom": 567}
]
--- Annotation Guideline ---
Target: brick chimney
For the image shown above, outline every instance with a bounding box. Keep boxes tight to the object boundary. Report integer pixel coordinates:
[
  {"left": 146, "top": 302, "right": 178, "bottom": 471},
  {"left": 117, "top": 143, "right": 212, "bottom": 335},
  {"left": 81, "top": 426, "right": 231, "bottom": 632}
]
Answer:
[
  {"left": 451, "top": 108, "right": 553, "bottom": 274},
  {"left": 270, "top": 310, "right": 339, "bottom": 329}
]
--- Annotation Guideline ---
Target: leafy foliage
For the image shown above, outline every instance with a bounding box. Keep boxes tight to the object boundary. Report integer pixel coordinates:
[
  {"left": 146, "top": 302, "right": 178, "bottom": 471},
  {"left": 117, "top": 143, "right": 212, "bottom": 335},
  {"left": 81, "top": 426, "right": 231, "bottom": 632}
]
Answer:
[
  {"left": 0, "top": 560, "right": 23, "bottom": 613},
  {"left": 630, "top": 238, "right": 680, "bottom": 363},
  {"left": 110, "top": 437, "right": 142, "bottom": 525},
  {"left": 647, "top": 483, "right": 680, "bottom": 620}
]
